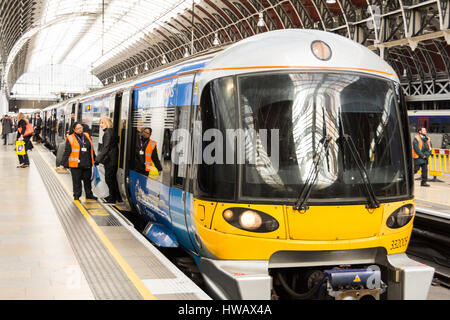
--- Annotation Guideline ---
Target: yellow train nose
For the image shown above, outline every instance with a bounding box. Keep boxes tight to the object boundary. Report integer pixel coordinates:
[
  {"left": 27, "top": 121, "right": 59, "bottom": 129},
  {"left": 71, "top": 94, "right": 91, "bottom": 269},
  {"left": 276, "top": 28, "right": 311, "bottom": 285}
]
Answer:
[{"left": 285, "top": 205, "right": 384, "bottom": 241}]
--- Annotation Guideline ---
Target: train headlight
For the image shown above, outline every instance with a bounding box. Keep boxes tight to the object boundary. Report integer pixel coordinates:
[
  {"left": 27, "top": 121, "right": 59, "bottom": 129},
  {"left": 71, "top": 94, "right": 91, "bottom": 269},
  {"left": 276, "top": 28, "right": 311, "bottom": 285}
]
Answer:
[
  {"left": 311, "top": 41, "right": 332, "bottom": 61},
  {"left": 386, "top": 204, "right": 415, "bottom": 229},
  {"left": 222, "top": 208, "right": 279, "bottom": 233},
  {"left": 239, "top": 210, "right": 263, "bottom": 230}
]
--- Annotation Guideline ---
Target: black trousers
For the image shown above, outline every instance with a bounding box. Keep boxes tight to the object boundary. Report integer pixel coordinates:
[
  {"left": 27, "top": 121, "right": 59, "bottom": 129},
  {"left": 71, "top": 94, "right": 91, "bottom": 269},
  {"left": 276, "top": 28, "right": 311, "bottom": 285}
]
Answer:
[
  {"left": 104, "top": 165, "right": 121, "bottom": 201},
  {"left": 414, "top": 162, "right": 428, "bottom": 183},
  {"left": 70, "top": 167, "right": 94, "bottom": 199}
]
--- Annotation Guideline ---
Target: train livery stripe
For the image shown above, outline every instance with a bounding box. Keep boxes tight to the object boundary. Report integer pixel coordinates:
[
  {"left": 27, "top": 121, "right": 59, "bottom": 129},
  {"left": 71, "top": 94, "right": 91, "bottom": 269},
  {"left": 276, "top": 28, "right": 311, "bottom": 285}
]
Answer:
[
  {"left": 132, "top": 65, "right": 397, "bottom": 90},
  {"left": 197, "top": 65, "right": 398, "bottom": 78}
]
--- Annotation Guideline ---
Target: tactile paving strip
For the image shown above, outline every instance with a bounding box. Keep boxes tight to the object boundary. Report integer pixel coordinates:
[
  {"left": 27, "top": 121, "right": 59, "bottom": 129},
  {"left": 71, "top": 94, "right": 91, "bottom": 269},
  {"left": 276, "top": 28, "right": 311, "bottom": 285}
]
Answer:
[{"left": 31, "top": 151, "right": 143, "bottom": 300}]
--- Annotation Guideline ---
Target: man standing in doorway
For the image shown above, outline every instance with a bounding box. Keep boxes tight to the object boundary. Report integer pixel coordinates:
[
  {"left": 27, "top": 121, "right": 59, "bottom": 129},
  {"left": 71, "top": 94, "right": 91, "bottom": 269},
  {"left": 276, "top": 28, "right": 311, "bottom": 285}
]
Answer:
[{"left": 413, "top": 127, "right": 432, "bottom": 187}]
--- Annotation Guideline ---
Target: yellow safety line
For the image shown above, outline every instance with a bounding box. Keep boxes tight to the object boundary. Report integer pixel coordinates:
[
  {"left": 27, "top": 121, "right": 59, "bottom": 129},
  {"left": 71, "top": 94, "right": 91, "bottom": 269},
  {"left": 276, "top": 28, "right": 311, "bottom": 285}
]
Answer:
[
  {"left": 73, "top": 201, "right": 156, "bottom": 300},
  {"left": 35, "top": 146, "right": 156, "bottom": 300}
]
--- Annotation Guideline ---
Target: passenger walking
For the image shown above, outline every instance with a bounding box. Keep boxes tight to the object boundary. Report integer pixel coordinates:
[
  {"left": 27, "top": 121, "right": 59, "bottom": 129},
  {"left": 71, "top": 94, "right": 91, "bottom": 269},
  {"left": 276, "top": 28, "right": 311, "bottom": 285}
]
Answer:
[
  {"left": 1, "top": 115, "right": 13, "bottom": 145},
  {"left": 62, "top": 122, "right": 97, "bottom": 201},
  {"left": 413, "top": 127, "right": 432, "bottom": 187},
  {"left": 135, "top": 127, "right": 163, "bottom": 176},
  {"left": 16, "top": 113, "right": 33, "bottom": 168},
  {"left": 94, "top": 117, "right": 122, "bottom": 203}
]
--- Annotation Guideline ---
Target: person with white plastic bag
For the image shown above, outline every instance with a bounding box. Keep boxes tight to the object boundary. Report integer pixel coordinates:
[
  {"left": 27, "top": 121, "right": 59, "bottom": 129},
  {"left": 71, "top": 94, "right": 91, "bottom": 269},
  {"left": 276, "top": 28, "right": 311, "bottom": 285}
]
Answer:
[
  {"left": 94, "top": 117, "right": 122, "bottom": 203},
  {"left": 91, "top": 164, "right": 110, "bottom": 199}
]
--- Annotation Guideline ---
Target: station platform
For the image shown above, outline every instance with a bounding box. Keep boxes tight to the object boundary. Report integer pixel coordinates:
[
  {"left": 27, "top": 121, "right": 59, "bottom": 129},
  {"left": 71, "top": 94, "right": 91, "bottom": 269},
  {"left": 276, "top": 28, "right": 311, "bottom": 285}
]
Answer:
[
  {"left": 0, "top": 143, "right": 210, "bottom": 300},
  {"left": 414, "top": 175, "right": 450, "bottom": 220}
]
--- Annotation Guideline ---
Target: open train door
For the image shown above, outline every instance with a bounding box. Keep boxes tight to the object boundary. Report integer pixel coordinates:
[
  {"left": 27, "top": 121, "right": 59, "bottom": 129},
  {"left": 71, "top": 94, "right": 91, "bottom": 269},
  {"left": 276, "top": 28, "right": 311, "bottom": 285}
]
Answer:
[
  {"left": 117, "top": 89, "right": 132, "bottom": 208},
  {"left": 169, "top": 72, "right": 200, "bottom": 254}
]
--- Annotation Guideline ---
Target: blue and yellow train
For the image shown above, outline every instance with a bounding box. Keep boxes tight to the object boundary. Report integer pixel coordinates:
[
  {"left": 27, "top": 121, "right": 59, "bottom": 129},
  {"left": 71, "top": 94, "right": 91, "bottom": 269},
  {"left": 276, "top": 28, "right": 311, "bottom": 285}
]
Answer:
[{"left": 41, "top": 29, "right": 434, "bottom": 300}]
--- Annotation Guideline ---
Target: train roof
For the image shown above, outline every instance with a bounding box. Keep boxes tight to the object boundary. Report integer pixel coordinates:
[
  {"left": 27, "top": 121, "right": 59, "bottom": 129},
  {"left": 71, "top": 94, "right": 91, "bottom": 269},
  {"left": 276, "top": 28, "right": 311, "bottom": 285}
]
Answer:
[
  {"left": 43, "top": 29, "right": 398, "bottom": 112},
  {"left": 199, "top": 29, "right": 399, "bottom": 87}
]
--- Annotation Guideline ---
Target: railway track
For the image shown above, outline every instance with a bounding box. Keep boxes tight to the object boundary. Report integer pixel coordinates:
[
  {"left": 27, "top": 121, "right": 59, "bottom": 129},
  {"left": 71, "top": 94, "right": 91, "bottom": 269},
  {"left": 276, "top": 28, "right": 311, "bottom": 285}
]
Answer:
[{"left": 408, "top": 208, "right": 450, "bottom": 290}]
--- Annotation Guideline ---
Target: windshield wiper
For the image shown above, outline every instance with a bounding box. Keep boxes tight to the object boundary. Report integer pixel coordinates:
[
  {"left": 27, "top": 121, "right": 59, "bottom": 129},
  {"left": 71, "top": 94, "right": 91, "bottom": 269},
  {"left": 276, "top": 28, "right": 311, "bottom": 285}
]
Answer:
[
  {"left": 340, "top": 133, "right": 381, "bottom": 209},
  {"left": 293, "top": 134, "right": 333, "bottom": 211}
]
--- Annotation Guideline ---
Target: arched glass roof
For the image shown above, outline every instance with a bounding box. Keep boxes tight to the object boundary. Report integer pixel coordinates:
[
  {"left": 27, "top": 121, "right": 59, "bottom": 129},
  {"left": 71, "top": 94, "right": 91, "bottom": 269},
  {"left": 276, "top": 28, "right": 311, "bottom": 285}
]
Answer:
[{"left": 26, "top": 0, "right": 195, "bottom": 73}]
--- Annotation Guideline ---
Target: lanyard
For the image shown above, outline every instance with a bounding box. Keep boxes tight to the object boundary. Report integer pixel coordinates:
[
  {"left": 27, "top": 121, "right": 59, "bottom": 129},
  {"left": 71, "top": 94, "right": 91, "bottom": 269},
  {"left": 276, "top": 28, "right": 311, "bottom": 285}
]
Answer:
[
  {"left": 140, "top": 138, "right": 149, "bottom": 152},
  {"left": 75, "top": 134, "right": 85, "bottom": 147}
]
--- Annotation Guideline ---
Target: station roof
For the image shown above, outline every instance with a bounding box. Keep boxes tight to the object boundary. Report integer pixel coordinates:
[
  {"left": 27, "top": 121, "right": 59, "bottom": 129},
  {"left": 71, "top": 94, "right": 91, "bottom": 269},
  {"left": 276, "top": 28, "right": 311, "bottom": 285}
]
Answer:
[{"left": 1, "top": 0, "right": 449, "bottom": 100}]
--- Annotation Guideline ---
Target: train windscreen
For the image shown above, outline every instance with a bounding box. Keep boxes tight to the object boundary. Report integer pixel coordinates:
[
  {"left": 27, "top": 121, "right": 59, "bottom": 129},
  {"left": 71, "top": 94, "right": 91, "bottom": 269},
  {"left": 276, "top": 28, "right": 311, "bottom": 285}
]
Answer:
[{"left": 236, "top": 73, "right": 408, "bottom": 203}]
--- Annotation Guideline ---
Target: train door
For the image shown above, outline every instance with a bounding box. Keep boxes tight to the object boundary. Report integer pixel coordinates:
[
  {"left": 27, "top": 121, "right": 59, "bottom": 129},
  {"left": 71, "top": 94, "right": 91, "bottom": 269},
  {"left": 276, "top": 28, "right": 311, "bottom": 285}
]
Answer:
[
  {"left": 117, "top": 89, "right": 132, "bottom": 207},
  {"left": 169, "top": 73, "right": 199, "bottom": 254},
  {"left": 418, "top": 116, "right": 429, "bottom": 132}
]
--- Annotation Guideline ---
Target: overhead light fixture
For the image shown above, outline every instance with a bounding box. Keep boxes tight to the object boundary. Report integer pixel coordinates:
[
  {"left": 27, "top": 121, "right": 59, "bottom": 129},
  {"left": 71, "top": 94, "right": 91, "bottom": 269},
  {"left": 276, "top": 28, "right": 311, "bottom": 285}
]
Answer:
[
  {"left": 123, "top": 72, "right": 126, "bottom": 79},
  {"left": 113, "top": 75, "right": 116, "bottom": 83},
  {"left": 184, "top": 47, "right": 189, "bottom": 58},
  {"left": 213, "top": 33, "right": 220, "bottom": 46},
  {"left": 161, "top": 55, "right": 167, "bottom": 65},
  {"left": 144, "top": 62, "right": 149, "bottom": 71},
  {"left": 326, "top": 0, "right": 336, "bottom": 3},
  {"left": 403, "top": 69, "right": 407, "bottom": 77},
  {"left": 257, "top": 12, "right": 265, "bottom": 27},
  {"left": 135, "top": 66, "right": 139, "bottom": 75}
]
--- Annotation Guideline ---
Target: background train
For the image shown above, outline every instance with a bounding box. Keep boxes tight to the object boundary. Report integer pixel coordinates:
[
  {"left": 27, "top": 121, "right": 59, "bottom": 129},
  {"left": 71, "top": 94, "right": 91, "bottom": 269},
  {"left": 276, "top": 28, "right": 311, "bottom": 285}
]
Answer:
[
  {"left": 408, "top": 110, "right": 450, "bottom": 149},
  {"left": 37, "top": 29, "right": 434, "bottom": 300}
]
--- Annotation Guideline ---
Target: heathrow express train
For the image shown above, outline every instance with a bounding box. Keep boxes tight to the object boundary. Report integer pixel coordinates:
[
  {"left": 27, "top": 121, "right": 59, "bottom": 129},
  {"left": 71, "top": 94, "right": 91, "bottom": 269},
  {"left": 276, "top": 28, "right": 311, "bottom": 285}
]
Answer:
[
  {"left": 40, "top": 29, "right": 434, "bottom": 300},
  {"left": 408, "top": 109, "right": 450, "bottom": 149}
]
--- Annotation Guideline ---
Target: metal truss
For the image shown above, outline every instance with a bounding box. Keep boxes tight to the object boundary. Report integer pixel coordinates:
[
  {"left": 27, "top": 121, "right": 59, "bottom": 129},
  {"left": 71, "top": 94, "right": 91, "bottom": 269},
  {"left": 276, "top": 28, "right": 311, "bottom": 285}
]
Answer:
[{"left": 2, "top": 1, "right": 450, "bottom": 103}]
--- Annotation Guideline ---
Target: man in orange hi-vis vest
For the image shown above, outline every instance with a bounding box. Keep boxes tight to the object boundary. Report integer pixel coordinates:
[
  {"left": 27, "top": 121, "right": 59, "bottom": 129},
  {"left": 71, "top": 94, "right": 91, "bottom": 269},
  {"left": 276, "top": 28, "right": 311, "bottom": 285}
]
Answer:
[
  {"left": 62, "top": 122, "right": 98, "bottom": 201},
  {"left": 135, "top": 127, "right": 163, "bottom": 176},
  {"left": 412, "top": 127, "right": 432, "bottom": 187}
]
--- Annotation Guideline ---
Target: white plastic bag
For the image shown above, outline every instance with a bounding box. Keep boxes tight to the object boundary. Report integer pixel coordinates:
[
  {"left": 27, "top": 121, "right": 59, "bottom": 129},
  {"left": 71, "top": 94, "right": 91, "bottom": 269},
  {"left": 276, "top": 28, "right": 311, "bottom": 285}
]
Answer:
[{"left": 92, "top": 164, "right": 110, "bottom": 199}]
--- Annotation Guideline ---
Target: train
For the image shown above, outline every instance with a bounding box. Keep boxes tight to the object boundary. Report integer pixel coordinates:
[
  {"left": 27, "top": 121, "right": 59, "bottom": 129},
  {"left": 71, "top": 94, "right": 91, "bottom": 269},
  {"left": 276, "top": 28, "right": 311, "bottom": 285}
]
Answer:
[
  {"left": 408, "top": 110, "right": 450, "bottom": 149},
  {"left": 38, "top": 29, "right": 434, "bottom": 300}
]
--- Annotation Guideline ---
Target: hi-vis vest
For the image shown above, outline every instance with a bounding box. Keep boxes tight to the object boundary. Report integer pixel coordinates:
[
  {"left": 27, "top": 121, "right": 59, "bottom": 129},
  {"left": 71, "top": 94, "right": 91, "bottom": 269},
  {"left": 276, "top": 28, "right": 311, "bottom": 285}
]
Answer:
[
  {"left": 67, "top": 133, "right": 94, "bottom": 168},
  {"left": 144, "top": 139, "right": 157, "bottom": 172},
  {"left": 412, "top": 134, "right": 431, "bottom": 159}
]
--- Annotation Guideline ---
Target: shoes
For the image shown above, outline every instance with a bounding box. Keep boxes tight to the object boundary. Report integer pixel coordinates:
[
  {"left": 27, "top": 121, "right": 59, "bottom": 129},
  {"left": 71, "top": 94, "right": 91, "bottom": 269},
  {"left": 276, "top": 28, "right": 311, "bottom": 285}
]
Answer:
[
  {"left": 22, "top": 165, "right": 29, "bottom": 168},
  {"left": 421, "top": 183, "right": 430, "bottom": 187},
  {"left": 17, "top": 164, "right": 24, "bottom": 168},
  {"left": 86, "top": 195, "right": 98, "bottom": 200},
  {"left": 104, "top": 197, "right": 116, "bottom": 204},
  {"left": 74, "top": 197, "right": 80, "bottom": 201}
]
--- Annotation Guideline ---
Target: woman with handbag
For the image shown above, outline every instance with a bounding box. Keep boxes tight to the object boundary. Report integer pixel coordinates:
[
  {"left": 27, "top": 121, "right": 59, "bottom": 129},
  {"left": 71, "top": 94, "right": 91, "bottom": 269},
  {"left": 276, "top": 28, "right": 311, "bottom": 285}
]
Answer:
[
  {"left": 16, "top": 113, "right": 33, "bottom": 168},
  {"left": 94, "top": 117, "right": 122, "bottom": 203}
]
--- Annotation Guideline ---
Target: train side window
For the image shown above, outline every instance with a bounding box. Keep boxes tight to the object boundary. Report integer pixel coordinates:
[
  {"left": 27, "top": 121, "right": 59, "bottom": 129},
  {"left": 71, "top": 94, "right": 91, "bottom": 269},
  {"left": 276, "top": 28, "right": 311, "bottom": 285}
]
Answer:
[
  {"left": 172, "top": 106, "right": 191, "bottom": 187},
  {"left": 161, "top": 128, "right": 173, "bottom": 186}
]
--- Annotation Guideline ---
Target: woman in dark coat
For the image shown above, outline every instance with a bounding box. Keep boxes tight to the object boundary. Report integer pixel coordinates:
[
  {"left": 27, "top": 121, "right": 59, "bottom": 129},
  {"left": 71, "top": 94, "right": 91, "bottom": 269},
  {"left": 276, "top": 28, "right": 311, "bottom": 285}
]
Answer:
[
  {"left": 16, "top": 112, "right": 33, "bottom": 168},
  {"left": 95, "top": 117, "right": 122, "bottom": 203}
]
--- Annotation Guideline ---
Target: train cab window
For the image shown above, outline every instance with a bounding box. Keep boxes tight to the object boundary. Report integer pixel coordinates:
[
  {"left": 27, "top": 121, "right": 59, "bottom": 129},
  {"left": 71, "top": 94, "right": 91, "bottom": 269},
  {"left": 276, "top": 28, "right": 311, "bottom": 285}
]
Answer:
[{"left": 193, "top": 77, "right": 237, "bottom": 200}]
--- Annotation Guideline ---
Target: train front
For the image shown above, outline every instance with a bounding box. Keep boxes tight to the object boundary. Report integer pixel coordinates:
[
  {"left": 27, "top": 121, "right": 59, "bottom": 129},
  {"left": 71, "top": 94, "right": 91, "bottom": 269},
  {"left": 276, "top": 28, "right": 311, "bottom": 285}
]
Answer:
[{"left": 188, "top": 30, "right": 434, "bottom": 300}]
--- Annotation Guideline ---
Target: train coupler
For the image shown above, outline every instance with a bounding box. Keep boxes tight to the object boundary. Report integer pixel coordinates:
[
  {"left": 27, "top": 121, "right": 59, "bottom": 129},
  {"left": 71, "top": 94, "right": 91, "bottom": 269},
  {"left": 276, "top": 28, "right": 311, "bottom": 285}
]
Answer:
[{"left": 324, "top": 266, "right": 387, "bottom": 300}]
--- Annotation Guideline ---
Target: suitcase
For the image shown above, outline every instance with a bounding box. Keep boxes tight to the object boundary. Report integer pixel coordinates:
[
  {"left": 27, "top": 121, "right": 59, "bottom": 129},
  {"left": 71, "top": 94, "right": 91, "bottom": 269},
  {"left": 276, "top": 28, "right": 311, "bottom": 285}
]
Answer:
[{"left": 7, "top": 132, "right": 17, "bottom": 145}]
